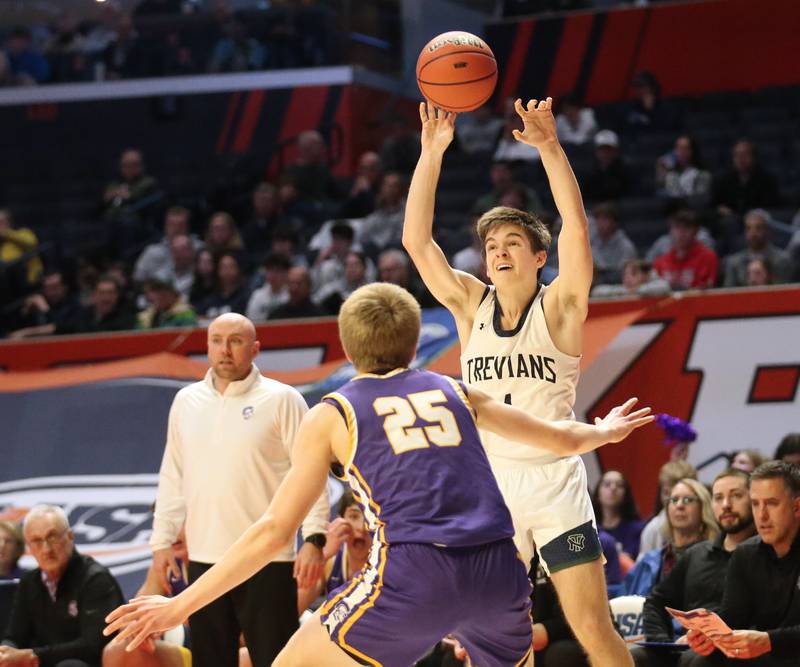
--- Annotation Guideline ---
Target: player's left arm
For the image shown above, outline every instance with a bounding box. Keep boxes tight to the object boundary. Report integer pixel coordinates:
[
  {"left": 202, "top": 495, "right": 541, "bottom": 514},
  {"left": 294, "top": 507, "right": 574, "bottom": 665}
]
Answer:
[
  {"left": 513, "top": 97, "right": 592, "bottom": 355},
  {"left": 104, "top": 404, "right": 338, "bottom": 650},
  {"left": 466, "top": 384, "right": 652, "bottom": 455}
]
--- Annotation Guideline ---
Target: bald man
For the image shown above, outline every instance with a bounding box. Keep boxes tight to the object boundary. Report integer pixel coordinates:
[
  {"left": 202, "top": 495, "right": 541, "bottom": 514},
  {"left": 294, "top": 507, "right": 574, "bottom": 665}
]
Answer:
[{"left": 150, "top": 314, "right": 330, "bottom": 667}]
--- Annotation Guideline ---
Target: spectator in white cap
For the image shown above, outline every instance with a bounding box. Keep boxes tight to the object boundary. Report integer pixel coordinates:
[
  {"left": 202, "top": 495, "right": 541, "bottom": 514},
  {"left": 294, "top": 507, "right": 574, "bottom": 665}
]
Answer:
[{"left": 583, "top": 129, "right": 632, "bottom": 203}]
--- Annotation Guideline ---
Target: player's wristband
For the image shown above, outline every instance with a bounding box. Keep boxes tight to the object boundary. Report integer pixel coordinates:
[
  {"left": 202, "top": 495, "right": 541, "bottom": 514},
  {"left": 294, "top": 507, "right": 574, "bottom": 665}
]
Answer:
[{"left": 304, "top": 533, "right": 327, "bottom": 549}]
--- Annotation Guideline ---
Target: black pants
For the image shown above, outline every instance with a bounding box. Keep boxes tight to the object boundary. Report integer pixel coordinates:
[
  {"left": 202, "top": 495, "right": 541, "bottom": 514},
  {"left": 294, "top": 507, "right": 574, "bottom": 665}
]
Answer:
[
  {"left": 535, "top": 639, "right": 589, "bottom": 667},
  {"left": 188, "top": 560, "right": 298, "bottom": 667},
  {"left": 631, "top": 646, "right": 797, "bottom": 667}
]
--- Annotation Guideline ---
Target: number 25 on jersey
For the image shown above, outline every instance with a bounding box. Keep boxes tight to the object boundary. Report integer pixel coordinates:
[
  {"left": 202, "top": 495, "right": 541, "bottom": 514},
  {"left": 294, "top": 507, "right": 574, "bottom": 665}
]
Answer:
[{"left": 373, "top": 390, "right": 463, "bottom": 455}]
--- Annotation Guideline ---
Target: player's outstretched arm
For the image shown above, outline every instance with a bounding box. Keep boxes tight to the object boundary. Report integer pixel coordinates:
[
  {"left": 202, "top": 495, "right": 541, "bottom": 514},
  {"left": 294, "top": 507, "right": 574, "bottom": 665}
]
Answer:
[
  {"left": 103, "top": 404, "right": 338, "bottom": 650},
  {"left": 402, "top": 102, "right": 485, "bottom": 314},
  {"left": 514, "top": 98, "right": 593, "bottom": 347},
  {"left": 468, "top": 385, "right": 653, "bottom": 455}
]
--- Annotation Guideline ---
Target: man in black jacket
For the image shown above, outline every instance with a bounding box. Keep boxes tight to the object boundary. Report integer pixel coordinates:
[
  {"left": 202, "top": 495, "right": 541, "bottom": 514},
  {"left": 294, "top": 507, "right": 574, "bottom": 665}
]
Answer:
[
  {"left": 631, "top": 468, "right": 755, "bottom": 666},
  {"left": 687, "top": 461, "right": 800, "bottom": 666},
  {"left": 0, "top": 505, "right": 123, "bottom": 667}
]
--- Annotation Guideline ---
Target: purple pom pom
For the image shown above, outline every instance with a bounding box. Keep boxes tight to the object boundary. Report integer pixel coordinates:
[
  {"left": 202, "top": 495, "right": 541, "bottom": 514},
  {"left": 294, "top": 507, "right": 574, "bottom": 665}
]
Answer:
[{"left": 655, "top": 414, "right": 697, "bottom": 447}]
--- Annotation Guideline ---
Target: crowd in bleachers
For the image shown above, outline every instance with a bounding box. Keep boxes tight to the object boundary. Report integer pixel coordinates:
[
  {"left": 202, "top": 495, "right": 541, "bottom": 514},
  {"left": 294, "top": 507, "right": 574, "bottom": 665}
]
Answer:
[
  {"left": 2, "top": 72, "right": 799, "bottom": 338},
  {"left": 0, "top": 0, "right": 339, "bottom": 86}
]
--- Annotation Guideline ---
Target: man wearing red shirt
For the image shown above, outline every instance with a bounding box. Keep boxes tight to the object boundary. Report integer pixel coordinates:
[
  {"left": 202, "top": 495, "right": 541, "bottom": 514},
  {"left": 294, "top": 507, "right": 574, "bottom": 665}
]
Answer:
[{"left": 653, "top": 210, "right": 719, "bottom": 289}]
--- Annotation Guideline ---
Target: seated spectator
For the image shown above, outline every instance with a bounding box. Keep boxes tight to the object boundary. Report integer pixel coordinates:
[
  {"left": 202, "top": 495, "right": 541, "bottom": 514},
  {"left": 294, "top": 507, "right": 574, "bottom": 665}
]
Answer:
[
  {"left": 358, "top": 172, "right": 408, "bottom": 251},
  {"left": 195, "top": 252, "right": 250, "bottom": 320},
  {"left": 314, "top": 250, "right": 376, "bottom": 315},
  {"left": 7, "top": 271, "right": 82, "bottom": 339},
  {"left": 639, "top": 461, "right": 699, "bottom": 558},
  {"left": 645, "top": 212, "right": 716, "bottom": 264},
  {"left": 686, "top": 461, "right": 800, "bottom": 666},
  {"left": 204, "top": 211, "right": 244, "bottom": 258},
  {"left": 712, "top": 139, "right": 780, "bottom": 217},
  {"left": 208, "top": 19, "right": 265, "bottom": 73},
  {"left": 655, "top": 135, "right": 712, "bottom": 208},
  {"left": 338, "top": 152, "right": 384, "bottom": 219},
  {"left": 269, "top": 266, "right": 324, "bottom": 320},
  {"left": 102, "top": 526, "right": 189, "bottom": 667},
  {"left": 589, "top": 202, "right": 637, "bottom": 285},
  {"left": 624, "top": 71, "right": 680, "bottom": 133},
  {"left": 722, "top": 209, "right": 792, "bottom": 286},
  {"left": 188, "top": 249, "right": 216, "bottom": 309},
  {"left": 774, "top": 433, "right": 800, "bottom": 466},
  {"left": 311, "top": 221, "right": 355, "bottom": 298},
  {"left": 241, "top": 183, "right": 301, "bottom": 263},
  {"left": 472, "top": 161, "right": 541, "bottom": 215},
  {"left": 745, "top": 257, "right": 773, "bottom": 287},
  {"left": 101, "top": 15, "right": 143, "bottom": 81},
  {"left": 593, "top": 470, "right": 645, "bottom": 562},
  {"left": 0, "top": 521, "right": 24, "bottom": 580},
  {"left": 82, "top": 2, "right": 122, "bottom": 60},
  {"left": 493, "top": 98, "right": 541, "bottom": 163},
  {"left": 133, "top": 206, "right": 195, "bottom": 284},
  {"left": 1, "top": 504, "right": 123, "bottom": 667},
  {"left": 455, "top": 104, "right": 503, "bottom": 155},
  {"left": 625, "top": 478, "right": 718, "bottom": 597},
  {"left": 60, "top": 274, "right": 137, "bottom": 334},
  {"left": 631, "top": 469, "right": 756, "bottom": 667},
  {"left": 138, "top": 278, "right": 198, "bottom": 329},
  {"left": 0, "top": 208, "right": 43, "bottom": 288},
  {"left": 245, "top": 253, "right": 290, "bottom": 322},
  {"left": 581, "top": 130, "right": 631, "bottom": 203},
  {"left": 269, "top": 227, "right": 308, "bottom": 269},
  {"left": 377, "top": 248, "right": 438, "bottom": 308},
  {"left": 44, "top": 12, "right": 88, "bottom": 82},
  {"left": 281, "top": 130, "right": 340, "bottom": 206},
  {"left": 591, "top": 259, "right": 671, "bottom": 299},
  {"left": 731, "top": 449, "right": 765, "bottom": 473},
  {"left": 652, "top": 210, "right": 719, "bottom": 290},
  {"left": 165, "top": 235, "right": 197, "bottom": 301},
  {"left": 297, "top": 490, "right": 373, "bottom": 612},
  {"left": 103, "top": 149, "right": 161, "bottom": 255},
  {"left": 555, "top": 93, "right": 598, "bottom": 146},
  {"left": 451, "top": 219, "right": 485, "bottom": 281},
  {"left": 4, "top": 27, "right": 50, "bottom": 85}
]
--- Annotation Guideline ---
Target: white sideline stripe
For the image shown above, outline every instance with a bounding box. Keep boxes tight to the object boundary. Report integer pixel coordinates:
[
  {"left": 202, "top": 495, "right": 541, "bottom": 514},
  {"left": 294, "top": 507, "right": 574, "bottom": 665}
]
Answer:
[
  {"left": 0, "top": 66, "right": 402, "bottom": 106},
  {"left": 0, "top": 474, "right": 159, "bottom": 492}
]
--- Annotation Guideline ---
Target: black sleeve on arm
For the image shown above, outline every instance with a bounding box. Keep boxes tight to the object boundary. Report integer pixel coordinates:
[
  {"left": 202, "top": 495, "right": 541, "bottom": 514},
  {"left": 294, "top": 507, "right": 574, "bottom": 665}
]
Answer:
[
  {"left": 767, "top": 625, "right": 800, "bottom": 659},
  {"left": 2, "top": 578, "right": 34, "bottom": 649},
  {"left": 33, "top": 572, "right": 124, "bottom": 667},
  {"left": 643, "top": 547, "right": 691, "bottom": 641},
  {"left": 719, "top": 548, "right": 751, "bottom": 632}
]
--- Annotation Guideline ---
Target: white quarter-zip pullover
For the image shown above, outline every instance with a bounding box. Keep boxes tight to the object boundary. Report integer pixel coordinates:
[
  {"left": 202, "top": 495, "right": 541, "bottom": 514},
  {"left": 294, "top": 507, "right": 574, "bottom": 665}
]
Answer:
[{"left": 150, "top": 364, "right": 329, "bottom": 563}]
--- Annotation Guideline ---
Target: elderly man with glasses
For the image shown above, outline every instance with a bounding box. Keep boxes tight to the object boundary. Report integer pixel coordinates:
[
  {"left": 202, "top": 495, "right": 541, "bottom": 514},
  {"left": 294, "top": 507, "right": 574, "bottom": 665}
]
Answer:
[{"left": 0, "top": 505, "right": 123, "bottom": 667}]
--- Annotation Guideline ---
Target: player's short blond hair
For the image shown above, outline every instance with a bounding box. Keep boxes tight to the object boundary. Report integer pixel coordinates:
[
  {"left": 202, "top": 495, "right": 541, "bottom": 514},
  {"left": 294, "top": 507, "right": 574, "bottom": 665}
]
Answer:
[
  {"left": 339, "top": 283, "right": 421, "bottom": 373},
  {"left": 476, "top": 206, "right": 552, "bottom": 254}
]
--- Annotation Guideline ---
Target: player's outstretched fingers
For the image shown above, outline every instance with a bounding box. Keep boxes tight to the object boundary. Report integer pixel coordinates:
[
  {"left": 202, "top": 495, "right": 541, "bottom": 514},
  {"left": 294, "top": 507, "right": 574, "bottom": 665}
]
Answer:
[
  {"left": 618, "top": 397, "right": 640, "bottom": 415},
  {"left": 526, "top": 99, "right": 538, "bottom": 113},
  {"left": 419, "top": 102, "right": 428, "bottom": 123}
]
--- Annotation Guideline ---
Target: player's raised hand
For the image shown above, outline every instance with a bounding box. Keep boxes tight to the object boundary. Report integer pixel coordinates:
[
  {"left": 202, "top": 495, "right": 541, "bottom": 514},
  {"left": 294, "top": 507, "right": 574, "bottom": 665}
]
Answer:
[
  {"left": 594, "top": 398, "right": 654, "bottom": 443},
  {"left": 104, "top": 595, "right": 184, "bottom": 651},
  {"left": 419, "top": 102, "right": 457, "bottom": 154},
  {"left": 512, "top": 97, "right": 557, "bottom": 148}
]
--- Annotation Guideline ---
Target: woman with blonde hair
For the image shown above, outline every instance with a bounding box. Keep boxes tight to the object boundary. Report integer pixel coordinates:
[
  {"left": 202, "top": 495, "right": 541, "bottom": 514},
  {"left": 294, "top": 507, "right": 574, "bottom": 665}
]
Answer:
[{"left": 624, "top": 478, "right": 717, "bottom": 596}]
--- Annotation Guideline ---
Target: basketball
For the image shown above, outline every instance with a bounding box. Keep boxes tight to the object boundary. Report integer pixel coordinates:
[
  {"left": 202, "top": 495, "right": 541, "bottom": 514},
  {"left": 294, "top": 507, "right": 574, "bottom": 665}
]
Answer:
[{"left": 416, "top": 31, "right": 497, "bottom": 113}]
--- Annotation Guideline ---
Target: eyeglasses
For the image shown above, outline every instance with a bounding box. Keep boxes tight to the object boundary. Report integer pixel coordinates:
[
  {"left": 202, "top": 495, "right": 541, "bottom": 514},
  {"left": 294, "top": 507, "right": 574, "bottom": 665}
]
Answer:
[
  {"left": 27, "top": 531, "right": 67, "bottom": 550},
  {"left": 669, "top": 495, "right": 699, "bottom": 506}
]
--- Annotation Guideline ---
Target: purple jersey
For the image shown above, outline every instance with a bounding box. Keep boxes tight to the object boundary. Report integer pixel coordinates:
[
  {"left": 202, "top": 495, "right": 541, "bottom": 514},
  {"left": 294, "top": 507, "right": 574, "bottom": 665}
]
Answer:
[{"left": 323, "top": 368, "right": 513, "bottom": 548}]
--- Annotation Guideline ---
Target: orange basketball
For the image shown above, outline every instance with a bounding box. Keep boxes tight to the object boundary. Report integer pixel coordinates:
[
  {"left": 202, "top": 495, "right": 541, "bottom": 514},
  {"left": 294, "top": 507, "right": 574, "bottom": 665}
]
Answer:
[{"left": 416, "top": 31, "right": 497, "bottom": 113}]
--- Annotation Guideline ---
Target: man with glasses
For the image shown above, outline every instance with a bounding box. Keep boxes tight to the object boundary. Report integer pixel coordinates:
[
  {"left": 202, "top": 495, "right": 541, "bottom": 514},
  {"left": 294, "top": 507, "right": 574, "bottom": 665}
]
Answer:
[
  {"left": 0, "top": 505, "right": 123, "bottom": 667},
  {"left": 631, "top": 468, "right": 756, "bottom": 666}
]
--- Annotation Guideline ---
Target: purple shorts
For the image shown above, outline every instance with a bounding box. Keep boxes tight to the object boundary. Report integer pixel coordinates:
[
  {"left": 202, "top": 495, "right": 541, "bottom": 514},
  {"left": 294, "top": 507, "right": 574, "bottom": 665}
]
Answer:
[{"left": 319, "top": 538, "right": 532, "bottom": 667}]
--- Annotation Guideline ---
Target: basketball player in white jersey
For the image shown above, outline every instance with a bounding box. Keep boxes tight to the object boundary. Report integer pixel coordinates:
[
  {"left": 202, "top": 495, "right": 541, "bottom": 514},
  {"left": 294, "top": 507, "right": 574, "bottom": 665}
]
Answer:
[{"left": 403, "top": 98, "right": 633, "bottom": 667}]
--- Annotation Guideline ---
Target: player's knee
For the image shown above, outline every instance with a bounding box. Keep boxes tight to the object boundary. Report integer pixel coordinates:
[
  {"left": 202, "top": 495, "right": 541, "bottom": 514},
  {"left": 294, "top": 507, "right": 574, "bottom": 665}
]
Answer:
[{"left": 101, "top": 640, "right": 145, "bottom": 667}]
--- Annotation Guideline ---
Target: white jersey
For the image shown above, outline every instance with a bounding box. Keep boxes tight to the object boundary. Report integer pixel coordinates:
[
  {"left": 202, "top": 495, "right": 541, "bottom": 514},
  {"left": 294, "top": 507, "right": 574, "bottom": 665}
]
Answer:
[{"left": 460, "top": 284, "right": 581, "bottom": 465}]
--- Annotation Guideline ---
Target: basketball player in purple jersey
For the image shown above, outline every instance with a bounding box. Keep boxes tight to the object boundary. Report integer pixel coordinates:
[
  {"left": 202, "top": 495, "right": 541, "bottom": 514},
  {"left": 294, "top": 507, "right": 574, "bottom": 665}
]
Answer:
[
  {"left": 403, "top": 99, "right": 633, "bottom": 666},
  {"left": 105, "top": 283, "right": 651, "bottom": 667}
]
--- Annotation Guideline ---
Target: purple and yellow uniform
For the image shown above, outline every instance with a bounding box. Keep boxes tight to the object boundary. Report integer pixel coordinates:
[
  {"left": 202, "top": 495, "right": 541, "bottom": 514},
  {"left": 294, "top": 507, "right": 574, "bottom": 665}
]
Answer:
[{"left": 319, "top": 368, "right": 532, "bottom": 667}]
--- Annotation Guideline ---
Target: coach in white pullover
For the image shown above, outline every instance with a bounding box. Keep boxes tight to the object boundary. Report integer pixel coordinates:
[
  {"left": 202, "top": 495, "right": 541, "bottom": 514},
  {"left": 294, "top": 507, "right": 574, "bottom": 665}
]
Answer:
[{"left": 150, "top": 313, "right": 329, "bottom": 667}]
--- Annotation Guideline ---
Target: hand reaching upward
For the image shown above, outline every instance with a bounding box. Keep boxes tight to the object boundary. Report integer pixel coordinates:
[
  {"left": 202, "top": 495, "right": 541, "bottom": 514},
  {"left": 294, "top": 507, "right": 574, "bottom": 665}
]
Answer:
[
  {"left": 419, "top": 102, "right": 457, "bottom": 155},
  {"left": 512, "top": 97, "right": 558, "bottom": 148}
]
